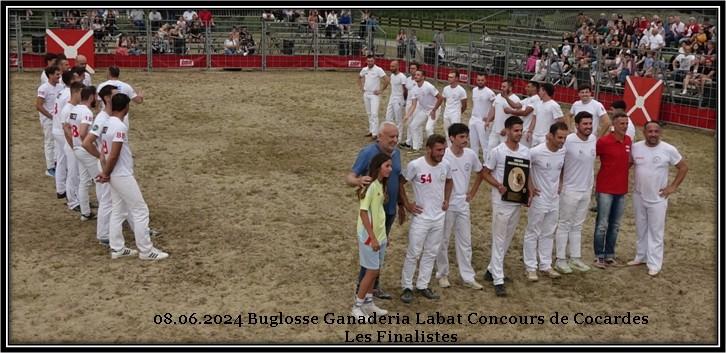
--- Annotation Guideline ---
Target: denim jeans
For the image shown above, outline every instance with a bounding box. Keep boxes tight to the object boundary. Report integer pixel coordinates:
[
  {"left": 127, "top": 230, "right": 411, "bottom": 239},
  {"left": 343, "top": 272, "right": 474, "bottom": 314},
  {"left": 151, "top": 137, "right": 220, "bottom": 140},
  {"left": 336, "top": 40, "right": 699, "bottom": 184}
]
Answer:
[
  {"left": 594, "top": 192, "right": 625, "bottom": 259},
  {"left": 356, "top": 213, "right": 396, "bottom": 292}
]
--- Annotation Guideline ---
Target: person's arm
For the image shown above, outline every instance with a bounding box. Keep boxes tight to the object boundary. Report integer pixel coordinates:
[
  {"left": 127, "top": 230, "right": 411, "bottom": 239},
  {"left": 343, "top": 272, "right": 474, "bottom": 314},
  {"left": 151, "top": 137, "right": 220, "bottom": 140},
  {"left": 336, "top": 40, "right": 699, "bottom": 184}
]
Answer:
[
  {"left": 481, "top": 167, "right": 506, "bottom": 195},
  {"left": 404, "top": 98, "right": 417, "bottom": 123},
  {"left": 357, "top": 73, "right": 364, "bottom": 92},
  {"left": 430, "top": 92, "right": 444, "bottom": 120},
  {"left": 504, "top": 105, "right": 533, "bottom": 117},
  {"left": 484, "top": 101, "right": 495, "bottom": 127},
  {"left": 527, "top": 114, "right": 537, "bottom": 140},
  {"left": 397, "top": 174, "right": 407, "bottom": 225},
  {"left": 359, "top": 209, "right": 379, "bottom": 251},
  {"left": 402, "top": 83, "right": 408, "bottom": 101},
  {"left": 527, "top": 164, "right": 540, "bottom": 207},
  {"left": 377, "top": 74, "right": 389, "bottom": 94},
  {"left": 97, "top": 141, "right": 122, "bottom": 183},
  {"left": 345, "top": 171, "right": 371, "bottom": 188},
  {"left": 660, "top": 159, "right": 688, "bottom": 198},
  {"left": 597, "top": 112, "right": 611, "bottom": 137},
  {"left": 36, "top": 97, "right": 52, "bottom": 119},
  {"left": 398, "top": 178, "right": 422, "bottom": 215},
  {"left": 503, "top": 94, "right": 522, "bottom": 109},
  {"left": 62, "top": 121, "right": 73, "bottom": 147},
  {"left": 466, "top": 169, "right": 485, "bottom": 202},
  {"left": 78, "top": 122, "right": 91, "bottom": 141},
  {"left": 460, "top": 97, "right": 468, "bottom": 114},
  {"left": 131, "top": 89, "right": 144, "bottom": 104},
  {"left": 81, "top": 132, "right": 100, "bottom": 159}
]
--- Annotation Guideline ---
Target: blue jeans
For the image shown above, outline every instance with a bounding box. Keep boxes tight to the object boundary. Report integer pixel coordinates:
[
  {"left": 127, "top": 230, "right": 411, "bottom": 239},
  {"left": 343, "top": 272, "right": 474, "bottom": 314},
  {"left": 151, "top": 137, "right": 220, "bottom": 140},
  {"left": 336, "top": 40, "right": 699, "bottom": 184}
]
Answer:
[
  {"left": 356, "top": 213, "right": 395, "bottom": 292},
  {"left": 594, "top": 193, "right": 625, "bottom": 259}
]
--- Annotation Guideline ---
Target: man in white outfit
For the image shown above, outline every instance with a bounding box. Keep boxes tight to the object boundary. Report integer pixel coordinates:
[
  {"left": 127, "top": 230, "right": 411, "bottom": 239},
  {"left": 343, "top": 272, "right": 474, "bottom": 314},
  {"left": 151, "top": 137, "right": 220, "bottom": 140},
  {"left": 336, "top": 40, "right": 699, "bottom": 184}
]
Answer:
[
  {"left": 523, "top": 121, "right": 568, "bottom": 281},
  {"left": 384, "top": 60, "right": 407, "bottom": 137},
  {"left": 70, "top": 86, "right": 99, "bottom": 220},
  {"left": 97, "top": 93, "right": 168, "bottom": 261},
  {"left": 468, "top": 74, "right": 495, "bottom": 161},
  {"left": 36, "top": 65, "right": 64, "bottom": 177},
  {"left": 400, "top": 62, "right": 419, "bottom": 149},
  {"left": 358, "top": 55, "right": 389, "bottom": 139},
  {"left": 530, "top": 83, "right": 564, "bottom": 147},
  {"left": 403, "top": 70, "right": 443, "bottom": 152},
  {"left": 60, "top": 81, "right": 85, "bottom": 214},
  {"left": 554, "top": 112, "right": 596, "bottom": 274},
  {"left": 567, "top": 85, "right": 609, "bottom": 137},
  {"left": 504, "top": 81, "right": 541, "bottom": 148},
  {"left": 435, "top": 72, "right": 467, "bottom": 143},
  {"left": 485, "top": 79, "right": 521, "bottom": 153},
  {"left": 435, "top": 123, "right": 484, "bottom": 290},
  {"left": 481, "top": 116, "right": 529, "bottom": 297},
  {"left": 399, "top": 134, "right": 452, "bottom": 303},
  {"left": 75, "top": 54, "right": 93, "bottom": 86},
  {"left": 51, "top": 70, "right": 82, "bottom": 200},
  {"left": 628, "top": 122, "right": 688, "bottom": 276},
  {"left": 97, "top": 66, "right": 144, "bottom": 129}
]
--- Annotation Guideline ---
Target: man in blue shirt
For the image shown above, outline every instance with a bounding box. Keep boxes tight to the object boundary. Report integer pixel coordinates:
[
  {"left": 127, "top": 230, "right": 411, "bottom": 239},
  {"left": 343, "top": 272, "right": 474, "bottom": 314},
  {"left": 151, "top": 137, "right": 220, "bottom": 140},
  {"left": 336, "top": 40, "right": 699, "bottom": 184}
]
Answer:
[{"left": 346, "top": 121, "right": 404, "bottom": 300}]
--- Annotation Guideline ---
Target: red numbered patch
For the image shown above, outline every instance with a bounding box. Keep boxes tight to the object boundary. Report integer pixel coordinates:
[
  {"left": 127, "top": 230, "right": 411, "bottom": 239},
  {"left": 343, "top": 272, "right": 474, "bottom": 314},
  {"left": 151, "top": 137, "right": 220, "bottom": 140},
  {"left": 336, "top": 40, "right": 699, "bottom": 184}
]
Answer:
[{"left": 419, "top": 173, "right": 432, "bottom": 184}]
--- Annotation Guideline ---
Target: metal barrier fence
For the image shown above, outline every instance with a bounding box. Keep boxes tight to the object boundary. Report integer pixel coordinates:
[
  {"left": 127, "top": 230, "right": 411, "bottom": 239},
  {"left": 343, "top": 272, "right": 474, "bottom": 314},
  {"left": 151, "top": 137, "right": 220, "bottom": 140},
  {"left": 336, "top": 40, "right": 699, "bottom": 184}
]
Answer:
[{"left": 8, "top": 13, "right": 717, "bottom": 130}]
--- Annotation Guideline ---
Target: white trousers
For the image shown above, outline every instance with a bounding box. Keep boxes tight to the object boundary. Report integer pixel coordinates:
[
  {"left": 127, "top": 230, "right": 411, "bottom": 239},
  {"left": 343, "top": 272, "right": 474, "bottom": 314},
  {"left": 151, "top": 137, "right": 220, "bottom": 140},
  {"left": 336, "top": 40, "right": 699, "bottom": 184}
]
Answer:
[
  {"left": 487, "top": 202, "right": 521, "bottom": 285},
  {"left": 385, "top": 96, "right": 405, "bottom": 136},
  {"left": 555, "top": 189, "right": 591, "bottom": 260},
  {"left": 64, "top": 144, "right": 80, "bottom": 209},
  {"left": 487, "top": 130, "right": 506, "bottom": 156},
  {"left": 523, "top": 203, "right": 559, "bottom": 271},
  {"left": 633, "top": 193, "right": 668, "bottom": 272},
  {"left": 531, "top": 134, "right": 546, "bottom": 148},
  {"left": 52, "top": 134, "right": 67, "bottom": 194},
  {"left": 409, "top": 109, "right": 429, "bottom": 150},
  {"left": 425, "top": 116, "right": 438, "bottom": 138},
  {"left": 73, "top": 147, "right": 96, "bottom": 216},
  {"left": 76, "top": 150, "right": 109, "bottom": 241},
  {"left": 436, "top": 206, "right": 476, "bottom": 282},
  {"left": 401, "top": 216, "right": 445, "bottom": 290},
  {"left": 404, "top": 100, "right": 413, "bottom": 145},
  {"left": 520, "top": 130, "right": 532, "bottom": 148},
  {"left": 40, "top": 116, "right": 55, "bottom": 169},
  {"left": 362, "top": 92, "right": 381, "bottom": 136},
  {"left": 109, "top": 175, "right": 153, "bottom": 254},
  {"left": 468, "top": 117, "right": 489, "bottom": 161},
  {"left": 442, "top": 112, "right": 461, "bottom": 144}
]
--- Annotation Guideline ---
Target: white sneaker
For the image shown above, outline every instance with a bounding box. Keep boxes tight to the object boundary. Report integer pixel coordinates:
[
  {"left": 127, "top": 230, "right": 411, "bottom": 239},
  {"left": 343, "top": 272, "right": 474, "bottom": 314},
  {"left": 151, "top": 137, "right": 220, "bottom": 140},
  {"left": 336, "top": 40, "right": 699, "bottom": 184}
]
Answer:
[
  {"left": 554, "top": 260, "right": 573, "bottom": 274},
  {"left": 542, "top": 268, "right": 561, "bottom": 278},
  {"left": 463, "top": 280, "right": 484, "bottom": 290},
  {"left": 111, "top": 247, "right": 138, "bottom": 259},
  {"left": 351, "top": 305, "right": 369, "bottom": 319},
  {"left": 362, "top": 302, "right": 388, "bottom": 316},
  {"left": 569, "top": 258, "right": 591, "bottom": 272},
  {"left": 438, "top": 276, "right": 451, "bottom": 288},
  {"left": 526, "top": 270, "right": 539, "bottom": 282},
  {"left": 648, "top": 269, "right": 660, "bottom": 277},
  {"left": 139, "top": 247, "right": 169, "bottom": 261}
]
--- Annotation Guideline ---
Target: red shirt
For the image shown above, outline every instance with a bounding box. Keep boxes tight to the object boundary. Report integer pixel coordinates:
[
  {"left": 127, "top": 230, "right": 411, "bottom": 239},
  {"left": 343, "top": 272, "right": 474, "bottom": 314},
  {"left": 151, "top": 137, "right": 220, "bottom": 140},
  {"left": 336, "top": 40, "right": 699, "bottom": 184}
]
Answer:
[
  {"left": 199, "top": 10, "right": 213, "bottom": 26},
  {"left": 595, "top": 133, "right": 632, "bottom": 195}
]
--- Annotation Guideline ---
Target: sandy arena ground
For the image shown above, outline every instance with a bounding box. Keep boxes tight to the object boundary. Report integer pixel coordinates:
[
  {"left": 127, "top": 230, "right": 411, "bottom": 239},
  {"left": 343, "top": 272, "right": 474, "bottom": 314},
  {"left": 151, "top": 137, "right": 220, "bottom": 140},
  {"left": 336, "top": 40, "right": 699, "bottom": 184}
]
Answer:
[{"left": 8, "top": 70, "right": 717, "bottom": 344}]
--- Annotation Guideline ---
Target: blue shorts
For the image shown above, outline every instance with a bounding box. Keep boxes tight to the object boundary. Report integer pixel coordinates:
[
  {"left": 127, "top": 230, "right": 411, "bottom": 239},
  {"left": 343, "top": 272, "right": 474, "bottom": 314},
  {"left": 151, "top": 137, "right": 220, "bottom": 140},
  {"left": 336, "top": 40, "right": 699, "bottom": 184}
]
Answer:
[{"left": 359, "top": 238, "right": 387, "bottom": 270}]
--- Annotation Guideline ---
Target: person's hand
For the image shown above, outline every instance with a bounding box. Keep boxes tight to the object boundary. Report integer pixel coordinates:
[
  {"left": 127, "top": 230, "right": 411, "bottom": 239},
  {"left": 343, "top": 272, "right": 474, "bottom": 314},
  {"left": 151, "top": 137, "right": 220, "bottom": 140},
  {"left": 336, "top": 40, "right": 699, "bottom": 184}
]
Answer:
[
  {"left": 558, "top": 183, "right": 563, "bottom": 195},
  {"left": 659, "top": 185, "right": 677, "bottom": 198},
  {"left": 397, "top": 205, "right": 407, "bottom": 225},
  {"left": 374, "top": 90, "right": 380, "bottom": 95},
  {"left": 406, "top": 202, "right": 423, "bottom": 215},
  {"left": 96, "top": 172, "right": 110, "bottom": 183},
  {"left": 403, "top": 114, "right": 411, "bottom": 124},
  {"left": 500, "top": 128, "right": 506, "bottom": 136},
  {"left": 496, "top": 183, "right": 507, "bottom": 195},
  {"left": 526, "top": 131, "right": 533, "bottom": 143},
  {"left": 430, "top": 111, "right": 437, "bottom": 120},
  {"left": 466, "top": 192, "right": 473, "bottom": 203},
  {"left": 485, "top": 121, "right": 492, "bottom": 130},
  {"left": 371, "top": 238, "right": 380, "bottom": 252},
  {"left": 358, "top": 176, "right": 372, "bottom": 188},
  {"left": 442, "top": 199, "right": 449, "bottom": 211}
]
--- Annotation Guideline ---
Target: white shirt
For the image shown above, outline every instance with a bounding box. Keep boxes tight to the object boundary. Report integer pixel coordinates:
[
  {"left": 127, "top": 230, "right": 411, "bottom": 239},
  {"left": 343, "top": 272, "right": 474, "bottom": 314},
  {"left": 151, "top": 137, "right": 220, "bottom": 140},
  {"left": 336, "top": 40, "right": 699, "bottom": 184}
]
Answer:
[
  {"left": 632, "top": 141, "right": 682, "bottom": 203},
  {"left": 149, "top": 11, "right": 162, "bottom": 21},
  {"left": 40, "top": 70, "right": 48, "bottom": 85},
  {"left": 404, "top": 157, "right": 452, "bottom": 221},
  {"left": 570, "top": 99, "right": 607, "bottom": 131},
  {"left": 69, "top": 105, "right": 94, "bottom": 147},
  {"left": 470, "top": 86, "right": 495, "bottom": 119},
  {"left": 411, "top": 81, "right": 439, "bottom": 113},
  {"left": 404, "top": 76, "right": 417, "bottom": 103},
  {"left": 521, "top": 95, "right": 541, "bottom": 132},
  {"left": 672, "top": 22, "right": 685, "bottom": 35},
  {"left": 442, "top": 84, "right": 467, "bottom": 119},
  {"left": 389, "top": 72, "right": 406, "bottom": 99},
  {"left": 562, "top": 133, "right": 597, "bottom": 192},
  {"left": 533, "top": 99, "right": 563, "bottom": 136},
  {"left": 90, "top": 111, "right": 110, "bottom": 155},
  {"left": 182, "top": 10, "right": 196, "bottom": 22},
  {"left": 675, "top": 54, "right": 696, "bottom": 71},
  {"left": 37, "top": 82, "right": 63, "bottom": 119},
  {"left": 359, "top": 65, "right": 386, "bottom": 93},
  {"left": 57, "top": 103, "right": 75, "bottom": 142},
  {"left": 101, "top": 116, "right": 134, "bottom": 177},
  {"left": 491, "top": 93, "right": 521, "bottom": 136},
  {"left": 626, "top": 118, "right": 636, "bottom": 141},
  {"left": 52, "top": 88, "right": 71, "bottom": 135},
  {"left": 484, "top": 142, "right": 530, "bottom": 205},
  {"left": 529, "top": 143, "right": 566, "bottom": 208},
  {"left": 561, "top": 44, "right": 572, "bottom": 57},
  {"left": 649, "top": 33, "right": 665, "bottom": 50},
  {"left": 97, "top": 79, "right": 137, "bottom": 125},
  {"left": 82, "top": 72, "right": 92, "bottom": 86},
  {"left": 444, "top": 147, "right": 482, "bottom": 211}
]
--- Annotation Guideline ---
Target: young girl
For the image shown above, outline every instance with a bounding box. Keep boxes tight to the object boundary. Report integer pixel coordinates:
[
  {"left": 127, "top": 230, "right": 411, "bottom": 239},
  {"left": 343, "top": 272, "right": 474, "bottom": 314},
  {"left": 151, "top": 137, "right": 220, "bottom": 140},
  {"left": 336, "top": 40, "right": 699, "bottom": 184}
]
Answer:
[{"left": 352, "top": 153, "right": 392, "bottom": 319}]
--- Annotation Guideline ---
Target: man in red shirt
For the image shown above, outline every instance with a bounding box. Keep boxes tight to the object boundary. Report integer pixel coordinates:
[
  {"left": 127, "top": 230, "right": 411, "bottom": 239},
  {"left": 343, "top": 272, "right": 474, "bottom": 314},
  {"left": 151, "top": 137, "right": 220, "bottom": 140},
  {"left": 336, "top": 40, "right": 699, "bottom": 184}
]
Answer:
[
  {"left": 198, "top": 9, "right": 215, "bottom": 28},
  {"left": 592, "top": 112, "right": 631, "bottom": 269}
]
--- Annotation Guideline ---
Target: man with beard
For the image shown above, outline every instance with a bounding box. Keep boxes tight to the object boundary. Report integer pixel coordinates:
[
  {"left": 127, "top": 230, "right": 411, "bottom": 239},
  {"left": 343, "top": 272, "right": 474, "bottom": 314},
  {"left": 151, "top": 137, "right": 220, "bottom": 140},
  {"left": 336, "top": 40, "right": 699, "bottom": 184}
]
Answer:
[
  {"left": 504, "top": 81, "right": 540, "bottom": 148},
  {"left": 384, "top": 61, "right": 407, "bottom": 138},
  {"left": 403, "top": 70, "right": 443, "bottom": 153},
  {"left": 358, "top": 55, "right": 389, "bottom": 139},
  {"left": 468, "top": 74, "right": 495, "bottom": 160},
  {"left": 70, "top": 85, "right": 99, "bottom": 220},
  {"left": 485, "top": 79, "right": 521, "bottom": 153}
]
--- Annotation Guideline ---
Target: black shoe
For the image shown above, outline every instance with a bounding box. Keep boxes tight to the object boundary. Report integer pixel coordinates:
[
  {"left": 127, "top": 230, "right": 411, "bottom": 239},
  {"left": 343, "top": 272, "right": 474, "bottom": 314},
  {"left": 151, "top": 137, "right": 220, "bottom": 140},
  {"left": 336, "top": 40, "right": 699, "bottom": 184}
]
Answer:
[
  {"left": 81, "top": 212, "right": 96, "bottom": 221},
  {"left": 98, "top": 238, "right": 110, "bottom": 247},
  {"left": 415, "top": 287, "right": 440, "bottom": 300},
  {"left": 400, "top": 288, "right": 414, "bottom": 304},
  {"left": 398, "top": 142, "right": 411, "bottom": 149},
  {"left": 494, "top": 284, "right": 507, "bottom": 297},
  {"left": 56, "top": 192, "right": 66, "bottom": 199},
  {"left": 71, "top": 205, "right": 81, "bottom": 213},
  {"left": 373, "top": 288, "right": 392, "bottom": 300},
  {"left": 590, "top": 206, "right": 597, "bottom": 213},
  {"left": 484, "top": 270, "right": 510, "bottom": 282}
]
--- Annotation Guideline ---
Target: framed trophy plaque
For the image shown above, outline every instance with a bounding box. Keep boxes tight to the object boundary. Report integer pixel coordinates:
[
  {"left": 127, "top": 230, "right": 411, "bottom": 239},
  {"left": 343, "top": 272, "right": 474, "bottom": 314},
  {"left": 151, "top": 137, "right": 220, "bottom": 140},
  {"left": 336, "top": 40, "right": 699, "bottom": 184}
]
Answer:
[{"left": 501, "top": 155, "right": 530, "bottom": 204}]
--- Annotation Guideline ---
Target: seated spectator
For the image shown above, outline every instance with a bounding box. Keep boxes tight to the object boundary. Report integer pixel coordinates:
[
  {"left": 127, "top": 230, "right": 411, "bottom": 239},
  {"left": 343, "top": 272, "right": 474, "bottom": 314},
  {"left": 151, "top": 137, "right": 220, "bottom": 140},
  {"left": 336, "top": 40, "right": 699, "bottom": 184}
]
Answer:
[
  {"left": 176, "top": 16, "right": 188, "bottom": 35},
  {"left": 239, "top": 26, "right": 252, "bottom": 42},
  {"left": 339, "top": 10, "right": 352, "bottom": 33},
  {"left": 224, "top": 32, "right": 239, "bottom": 55},
  {"left": 198, "top": 9, "right": 214, "bottom": 27},
  {"left": 128, "top": 36, "right": 143, "bottom": 55},
  {"left": 188, "top": 20, "right": 204, "bottom": 42},
  {"left": 672, "top": 45, "right": 696, "bottom": 83},
  {"left": 680, "top": 17, "right": 700, "bottom": 44},
  {"left": 531, "top": 53, "right": 550, "bottom": 81},
  {"left": 525, "top": 41, "right": 541, "bottom": 72},
  {"left": 325, "top": 10, "right": 339, "bottom": 38},
  {"left": 104, "top": 9, "right": 119, "bottom": 37},
  {"left": 92, "top": 17, "right": 106, "bottom": 41},
  {"left": 243, "top": 37, "right": 256, "bottom": 56},
  {"left": 648, "top": 28, "right": 665, "bottom": 51},
  {"left": 151, "top": 32, "right": 166, "bottom": 54},
  {"left": 129, "top": 9, "right": 145, "bottom": 30},
  {"left": 149, "top": 10, "right": 162, "bottom": 30},
  {"left": 309, "top": 10, "right": 320, "bottom": 31},
  {"left": 115, "top": 33, "right": 130, "bottom": 55},
  {"left": 65, "top": 9, "right": 81, "bottom": 28},
  {"left": 183, "top": 9, "right": 197, "bottom": 24},
  {"left": 636, "top": 50, "right": 656, "bottom": 77},
  {"left": 262, "top": 10, "right": 275, "bottom": 21},
  {"left": 682, "top": 55, "right": 715, "bottom": 95},
  {"left": 702, "top": 17, "right": 715, "bottom": 41}
]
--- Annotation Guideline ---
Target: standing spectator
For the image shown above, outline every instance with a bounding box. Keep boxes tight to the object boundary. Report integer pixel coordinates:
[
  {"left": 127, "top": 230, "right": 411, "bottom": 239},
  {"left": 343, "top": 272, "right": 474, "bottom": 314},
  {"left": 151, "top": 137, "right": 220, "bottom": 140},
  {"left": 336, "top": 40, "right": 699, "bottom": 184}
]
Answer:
[
  {"left": 149, "top": 10, "right": 162, "bottom": 30},
  {"left": 308, "top": 10, "right": 320, "bottom": 32},
  {"left": 128, "top": 9, "right": 145, "bottom": 30},
  {"left": 628, "top": 122, "right": 688, "bottom": 276},
  {"left": 262, "top": 9, "right": 275, "bottom": 21},
  {"left": 182, "top": 9, "right": 197, "bottom": 24},
  {"left": 198, "top": 9, "right": 214, "bottom": 28},
  {"left": 325, "top": 10, "right": 339, "bottom": 38},
  {"left": 592, "top": 112, "right": 631, "bottom": 269},
  {"left": 115, "top": 33, "right": 130, "bottom": 56}
]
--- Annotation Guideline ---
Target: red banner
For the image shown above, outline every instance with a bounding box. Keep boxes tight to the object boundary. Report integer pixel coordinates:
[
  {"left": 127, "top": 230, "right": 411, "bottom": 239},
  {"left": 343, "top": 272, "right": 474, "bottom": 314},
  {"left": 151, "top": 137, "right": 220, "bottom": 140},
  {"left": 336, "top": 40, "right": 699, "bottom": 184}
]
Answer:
[
  {"left": 624, "top": 76, "right": 665, "bottom": 126},
  {"left": 45, "top": 28, "right": 95, "bottom": 71}
]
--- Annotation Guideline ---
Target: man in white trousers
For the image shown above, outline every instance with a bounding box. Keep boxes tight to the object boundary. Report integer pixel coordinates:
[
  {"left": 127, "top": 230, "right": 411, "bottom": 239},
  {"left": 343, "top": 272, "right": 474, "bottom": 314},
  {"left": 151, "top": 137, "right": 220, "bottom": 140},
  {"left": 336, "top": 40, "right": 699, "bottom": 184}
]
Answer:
[
  {"left": 96, "top": 93, "right": 168, "bottom": 261},
  {"left": 435, "top": 123, "right": 484, "bottom": 290},
  {"left": 567, "top": 85, "right": 609, "bottom": 137},
  {"left": 400, "top": 62, "right": 419, "bottom": 149},
  {"left": 403, "top": 70, "right": 443, "bottom": 153},
  {"left": 61, "top": 82, "right": 86, "bottom": 214},
  {"left": 36, "top": 65, "right": 64, "bottom": 177},
  {"left": 51, "top": 70, "right": 82, "bottom": 200},
  {"left": 504, "top": 81, "right": 541, "bottom": 148},
  {"left": 468, "top": 74, "right": 495, "bottom": 161},
  {"left": 71, "top": 85, "right": 99, "bottom": 221},
  {"left": 357, "top": 55, "right": 389, "bottom": 139},
  {"left": 434, "top": 72, "right": 467, "bottom": 143},
  {"left": 629, "top": 121, "right": 688, "bottom": 276},
  {"left": 485, "top": 79, "right": 521, "bottom": 153},
  {"left": 399, "top": 134, "right": 452, "bottom": 303},
  {"left": 481, "top": 116, "right": 530, "bottom": 297},
  {"left": 530, "top": 83, "right": 564, "bottom": 148},
  {"left": 523, "top": 121, "right": 568, "bottom": 281},
  {"left": 554, "top": 112, "right": 596, "bottom": 274},
  {"left": 384, "top": 60, "right": 407, "bottom": 137}
]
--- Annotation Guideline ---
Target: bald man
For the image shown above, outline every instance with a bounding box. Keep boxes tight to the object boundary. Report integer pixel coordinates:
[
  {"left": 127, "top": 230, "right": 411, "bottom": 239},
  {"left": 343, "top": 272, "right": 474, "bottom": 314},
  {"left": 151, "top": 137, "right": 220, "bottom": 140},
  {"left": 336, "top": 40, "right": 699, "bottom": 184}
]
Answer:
[{"left": 75, "top": 55, "right": 93, "bottom": 86}]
